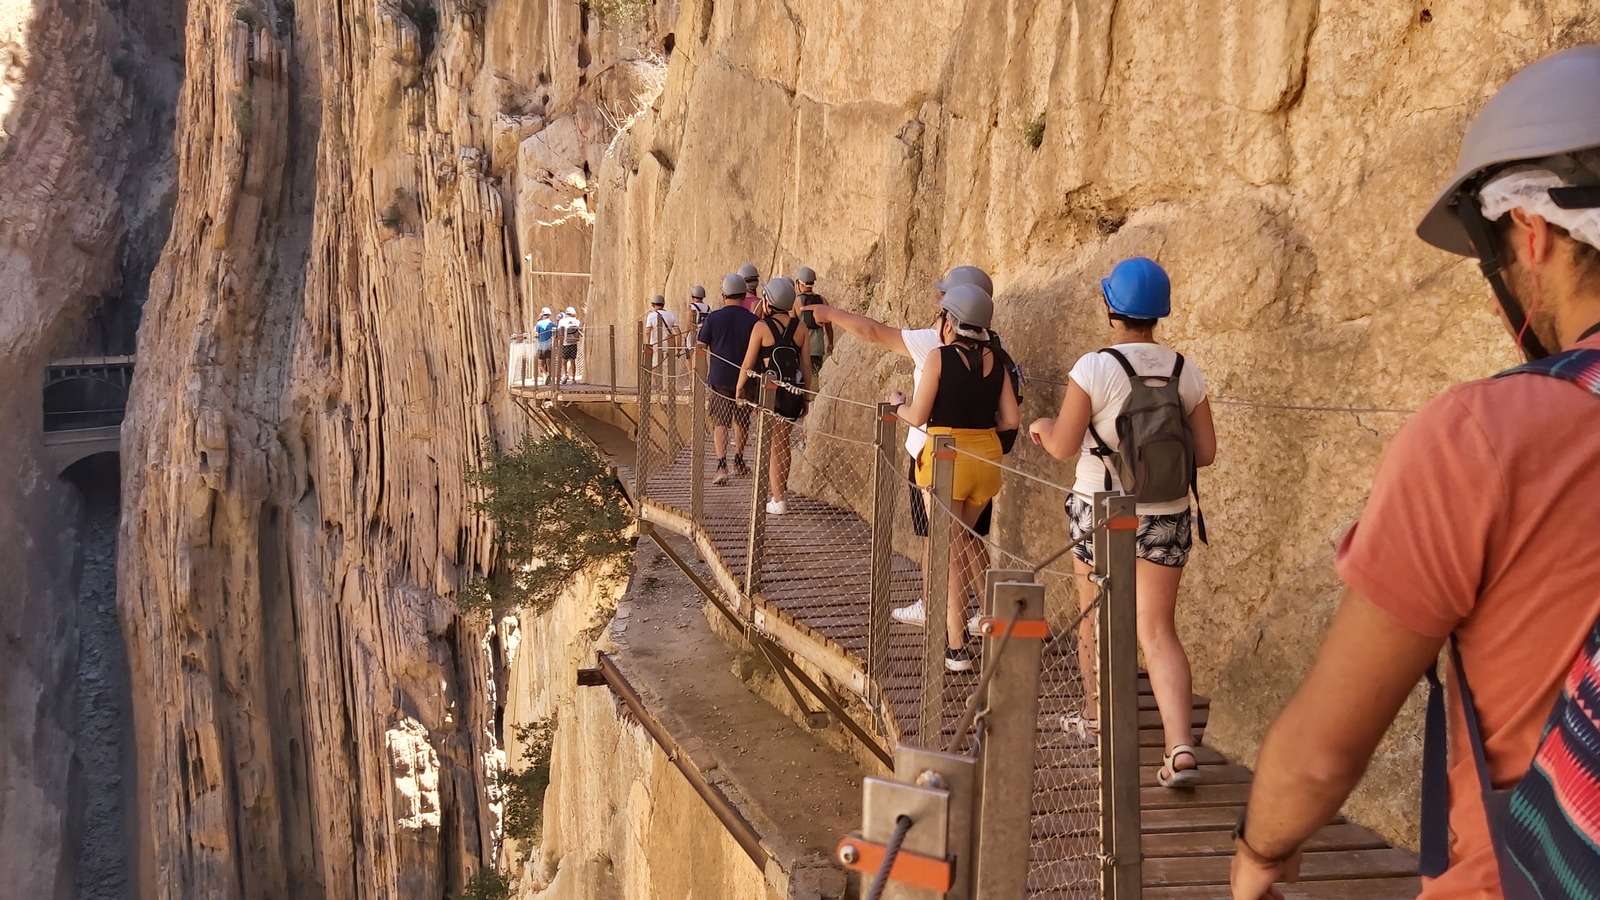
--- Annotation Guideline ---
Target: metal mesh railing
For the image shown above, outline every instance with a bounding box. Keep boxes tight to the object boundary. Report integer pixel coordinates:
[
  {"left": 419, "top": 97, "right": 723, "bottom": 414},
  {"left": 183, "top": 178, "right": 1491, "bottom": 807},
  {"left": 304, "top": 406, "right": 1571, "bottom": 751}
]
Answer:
[
  {"left": 507, "top": 324, "right": 637, "bottom": 397},
  {"left": 533, "top": 329, "right": 1147, "bottom": 898}
]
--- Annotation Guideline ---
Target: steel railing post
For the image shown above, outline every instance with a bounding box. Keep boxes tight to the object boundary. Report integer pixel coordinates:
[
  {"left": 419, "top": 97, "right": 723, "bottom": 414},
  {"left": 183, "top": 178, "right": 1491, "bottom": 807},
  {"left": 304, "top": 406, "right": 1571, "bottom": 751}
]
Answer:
[
  {"left": 1096, "top": 491, "right": 1141, "bottom": 900},
  {"left": 609, "top": 325, "right": 618, "bottom": 400},
  {"left": 743, "top": 373, "right": 776, "bottom": 598},
  {"left": 971, "top": 570, "right": 1047, "bottom": 900},
  {"left": 868, "top": 403, "right": 897, "bottom": 689},
  {"left": 635, "top": 322, "right": 652, "bottom": 504},
  {"left": 691, "top": 349, "right": 707, "bottom": 524},
  {"left": 921, "top": 434, "right": 956, "bottom": 742}
]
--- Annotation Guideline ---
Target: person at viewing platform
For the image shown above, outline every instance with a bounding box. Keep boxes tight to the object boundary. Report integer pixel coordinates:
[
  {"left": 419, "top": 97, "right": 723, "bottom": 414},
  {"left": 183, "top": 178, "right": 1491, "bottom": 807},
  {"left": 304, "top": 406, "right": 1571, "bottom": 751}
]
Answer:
[
  {"left": 557, "top": 306, "right": 582, "bottom": 384},
  {"left": 887, "top": 283, "right": 1020, "bottom": 672},
  {"left": 698, "top": 274, "right": 759, "bottom": 486},
  {"left": 738, "top": 262, "right": 761, "bottom": 312},
  {"left": 1230, "top": 45, "right": 1600, "bottom": 900},
  {"left": 807, "top": 265, "right": 1018, "bottom": 636},
  {"left": 534, "top": 307, "right": 556, "bottom": 385},
  {"left": 795, "top": 266, "right": 836, "bottom": 387},
  {"left": 1027, "top": 256, "right": 1217, "bottom": 789},
  {"left": 736, "top": 277, "right": 811, "bottom": 516}
]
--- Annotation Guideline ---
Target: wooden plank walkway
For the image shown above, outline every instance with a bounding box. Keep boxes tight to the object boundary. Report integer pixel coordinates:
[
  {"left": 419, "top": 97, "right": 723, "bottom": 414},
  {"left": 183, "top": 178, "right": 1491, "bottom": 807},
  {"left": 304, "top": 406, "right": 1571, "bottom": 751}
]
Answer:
[{"left": 583, "top": 406, "right": 1418, "bottom": 897}]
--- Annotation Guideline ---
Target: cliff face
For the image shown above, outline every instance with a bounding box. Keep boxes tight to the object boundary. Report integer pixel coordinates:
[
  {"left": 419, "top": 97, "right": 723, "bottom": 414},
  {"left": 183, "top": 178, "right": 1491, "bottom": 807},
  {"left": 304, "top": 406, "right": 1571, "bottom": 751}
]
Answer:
[
  {"left": 117, "top": 0, "right": 663, "bottom": 895},
  {"left": 0, "top": 0, "right": 179, "bottom": 890},
  {"left": 583, "top": 1, "right": 1600, "bottom": 843}
]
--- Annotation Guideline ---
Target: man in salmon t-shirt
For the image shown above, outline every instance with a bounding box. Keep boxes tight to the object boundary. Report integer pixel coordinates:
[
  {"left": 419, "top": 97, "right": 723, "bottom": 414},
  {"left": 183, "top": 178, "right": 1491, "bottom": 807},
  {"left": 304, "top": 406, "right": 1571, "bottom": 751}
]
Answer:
[{"left": 1231, "top": 46, "right": 1600, "bottom": 899}]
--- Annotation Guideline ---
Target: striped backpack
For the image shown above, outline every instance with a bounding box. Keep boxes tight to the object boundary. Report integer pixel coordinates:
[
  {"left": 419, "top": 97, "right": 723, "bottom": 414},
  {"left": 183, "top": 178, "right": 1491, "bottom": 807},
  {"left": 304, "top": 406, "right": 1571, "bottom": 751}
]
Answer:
[{"left": 1420, "top": 347, "right": 1600, "bottom": 898}]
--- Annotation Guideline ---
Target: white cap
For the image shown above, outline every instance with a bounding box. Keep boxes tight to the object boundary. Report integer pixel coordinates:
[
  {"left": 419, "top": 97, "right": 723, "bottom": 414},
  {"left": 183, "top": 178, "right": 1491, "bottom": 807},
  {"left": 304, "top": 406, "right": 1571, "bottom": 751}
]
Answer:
[
  {"left": 540, "top": 306, "right": 552, "bottom": 316},
  {"left": 565, "top": 306, "right": 576, "bottom": 315}
]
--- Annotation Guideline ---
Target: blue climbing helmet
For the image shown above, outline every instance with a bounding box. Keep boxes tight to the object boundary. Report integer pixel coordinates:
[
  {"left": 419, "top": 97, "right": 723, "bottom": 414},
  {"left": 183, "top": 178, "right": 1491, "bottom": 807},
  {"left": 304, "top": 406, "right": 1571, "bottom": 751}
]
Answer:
[{"left": 1101, "top": 257, "right": 1171, "bottom": 319}]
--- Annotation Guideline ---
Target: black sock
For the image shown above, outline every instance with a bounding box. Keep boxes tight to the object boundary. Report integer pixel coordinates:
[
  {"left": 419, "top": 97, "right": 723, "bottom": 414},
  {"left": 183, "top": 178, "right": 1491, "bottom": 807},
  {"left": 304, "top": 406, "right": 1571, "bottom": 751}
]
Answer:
[{"left": 716, "top": 457, "right": 726, "bottom": 468}]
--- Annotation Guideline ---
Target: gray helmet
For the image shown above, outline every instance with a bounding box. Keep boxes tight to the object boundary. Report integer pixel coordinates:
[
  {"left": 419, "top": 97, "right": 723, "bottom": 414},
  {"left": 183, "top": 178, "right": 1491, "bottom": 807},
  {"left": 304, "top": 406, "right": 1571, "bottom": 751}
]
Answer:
[
  {"left": 938, "top": 282, "right": 994, "bottom": 330},
  {"left": 650, "top": 294, "right": 665, "bottom": 306},
  {"left": 721, "top": 273, "right": 747, "bottom": 297},
  {"left": 690, "top": 284, "right": 706, "bottom": 299},
  {"left": 738, "top": 262, "right": 759, "bottom": 283},
  {"left": 795, "top": 265, "right": 817, "bottom": 285},
  {"left": 934, "top": 265, "right": 994, "bottom": 296},
  {"left": 1419, "top": 45, "right": 1600, "bottom": 257},
  {"left": 763, "top": 277, "right": 797, "bottom": 311}
]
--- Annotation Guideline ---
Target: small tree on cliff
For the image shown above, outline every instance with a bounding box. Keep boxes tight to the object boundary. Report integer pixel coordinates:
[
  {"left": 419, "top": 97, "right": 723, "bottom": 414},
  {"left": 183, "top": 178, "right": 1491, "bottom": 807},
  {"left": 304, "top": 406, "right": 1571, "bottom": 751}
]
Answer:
[{"left": 460, "top": 432, "right": 631, "bottom": 617}]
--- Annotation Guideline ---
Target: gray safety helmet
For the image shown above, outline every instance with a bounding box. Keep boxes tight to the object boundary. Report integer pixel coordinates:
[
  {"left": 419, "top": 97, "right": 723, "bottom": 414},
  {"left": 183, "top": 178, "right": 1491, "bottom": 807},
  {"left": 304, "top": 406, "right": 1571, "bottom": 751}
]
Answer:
[
  {"left": 1419, "top": 45, "right": 1600, "bottom": 257},
  {"left": 738, "top": 262, "right": 759, "bottom": 283},
  {"left": 763, "top": 277, "right": 797, "bottom": 311},
  {"left": 795, "top": 265, "right": 817, "bottom": 285},
  {"left": 650, "top": 294, "right": 665, "bottom": 306},
  {"left": 938, "top": 282, "right": 994, "bottom": 330},
  {"left": 690, "top": 284, "right": 706, "bottom": 299},
  {"left": 721, "top": 274, "right": 747, "bottom": 297},
  {"left": 934, "top": 265, "right": 994, "bottom": 296}
]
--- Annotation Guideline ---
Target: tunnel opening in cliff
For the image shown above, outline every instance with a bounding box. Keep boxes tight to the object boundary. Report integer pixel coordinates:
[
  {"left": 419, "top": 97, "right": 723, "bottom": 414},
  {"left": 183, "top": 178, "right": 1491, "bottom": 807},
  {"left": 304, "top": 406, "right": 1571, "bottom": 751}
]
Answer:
[{"left": 57, "top": 451, "right": 133, "bottom": 900}]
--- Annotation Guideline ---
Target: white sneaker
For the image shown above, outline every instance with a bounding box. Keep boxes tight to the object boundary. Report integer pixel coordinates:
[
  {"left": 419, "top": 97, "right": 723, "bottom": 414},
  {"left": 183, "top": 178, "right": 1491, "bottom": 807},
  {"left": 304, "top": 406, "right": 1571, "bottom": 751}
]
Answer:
[
  {"left": 765, "top": 499, "right": 787, "bottom": 515},
  {"left": 890, "top": 600, "right": 926, "bottom": 627},
  {"left": 967, "top": 612, "right": 985, "bottom": 636}
]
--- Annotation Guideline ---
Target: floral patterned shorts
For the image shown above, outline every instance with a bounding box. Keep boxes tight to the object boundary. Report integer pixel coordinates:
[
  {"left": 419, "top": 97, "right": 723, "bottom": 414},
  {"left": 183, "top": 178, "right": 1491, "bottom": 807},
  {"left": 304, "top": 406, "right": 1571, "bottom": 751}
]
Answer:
[{"left": 1066, "top": 493, "right": 1193, "bottom": 569}]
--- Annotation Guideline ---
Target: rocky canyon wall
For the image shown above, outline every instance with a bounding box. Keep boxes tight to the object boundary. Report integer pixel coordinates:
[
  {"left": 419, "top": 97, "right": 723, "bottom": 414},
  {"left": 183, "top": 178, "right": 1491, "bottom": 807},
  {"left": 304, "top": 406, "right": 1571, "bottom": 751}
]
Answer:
[
  {"left": 0, "top": 0, "right": 180, "bottom": 891},
  {"left": 583, "top": 0, "right": 1600, "bottom": 844}
]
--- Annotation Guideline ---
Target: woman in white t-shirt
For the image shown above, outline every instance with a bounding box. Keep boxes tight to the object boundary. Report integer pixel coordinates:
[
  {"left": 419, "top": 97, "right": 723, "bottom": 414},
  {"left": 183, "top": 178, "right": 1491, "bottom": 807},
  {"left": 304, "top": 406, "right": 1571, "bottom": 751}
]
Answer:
[{"left": 1028, "top": 257, "right": 1217, "bottom": 790}]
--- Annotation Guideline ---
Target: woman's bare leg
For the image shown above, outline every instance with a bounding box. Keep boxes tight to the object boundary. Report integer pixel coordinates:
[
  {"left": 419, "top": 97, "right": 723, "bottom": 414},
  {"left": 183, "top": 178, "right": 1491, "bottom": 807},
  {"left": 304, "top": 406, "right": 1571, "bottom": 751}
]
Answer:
[{"left": 1137, "top": 559, "right": 1195, "bottom": 766}]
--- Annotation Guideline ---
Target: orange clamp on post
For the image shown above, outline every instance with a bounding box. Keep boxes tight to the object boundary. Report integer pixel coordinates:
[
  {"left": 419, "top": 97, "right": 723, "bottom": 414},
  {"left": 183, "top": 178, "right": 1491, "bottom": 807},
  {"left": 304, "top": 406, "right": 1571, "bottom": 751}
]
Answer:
[
  {"left": 975, "top": 615, "right": 1050, "bottom": 640},
  {"left": 1107, "top": 515, "right": 1139, "bottom": 532},
  {"left": 932, "top": 449, "right": 958, "bottom": 460},
  {"left": 835, "top": 837, "right": 955, "bottom": 892}
]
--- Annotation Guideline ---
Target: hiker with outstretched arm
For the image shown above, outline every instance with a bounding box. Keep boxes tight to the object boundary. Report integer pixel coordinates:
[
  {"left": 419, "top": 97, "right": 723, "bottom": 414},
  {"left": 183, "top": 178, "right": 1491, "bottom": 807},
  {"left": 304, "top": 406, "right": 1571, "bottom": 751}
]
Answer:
[
  {"left": 1028, "top": 256, "right": 1217, "bottom": 789},
  {"left": 807, "top": 266, "right": 1023, "bottom": 638},
  {"left": 1229, "top": 46, "right": 1600, "bottom": 900}
]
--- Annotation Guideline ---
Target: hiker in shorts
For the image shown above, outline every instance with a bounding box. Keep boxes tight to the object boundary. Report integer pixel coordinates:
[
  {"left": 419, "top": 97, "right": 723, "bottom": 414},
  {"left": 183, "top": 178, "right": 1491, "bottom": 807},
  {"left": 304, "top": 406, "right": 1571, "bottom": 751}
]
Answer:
[
  {"left": 807, "top": 265, "right": 1021, "bottom": 634},
  {"left": 697, "top": 274, "right": 759, "bottom": 485},
  {"left": 795, "top": 266, "right": 835, "bottom": 389},
  {"left": 557, "top": 306, "right": 582, "bottom": 384},
  {"left": 644, "top": 294, "right": 679, "bottom": 388},
  {"left": 534, "top": 307, "right": 556, "bottom": 385},
  {"left": 1229, "top": 46, "right": 1600, "bottom": 900},
  {"left": 736, "top": 277, "right": 811, "bottom": 516},
  {"left": 738, "top": 262, "right": 761, "bottom": 312},
  {"left": 1028, "top": 256, "right": 1217, "bottom": 789},
  {"left": 888, "top": 283, "right": 1020, "bottom": 672}
]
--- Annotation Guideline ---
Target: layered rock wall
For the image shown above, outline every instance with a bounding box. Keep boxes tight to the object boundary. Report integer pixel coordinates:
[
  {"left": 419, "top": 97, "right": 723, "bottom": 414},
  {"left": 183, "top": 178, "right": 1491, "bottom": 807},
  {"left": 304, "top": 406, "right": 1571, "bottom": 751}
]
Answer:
[{"left": 584, "top": 1, "right": 1600, "bottom": 843}]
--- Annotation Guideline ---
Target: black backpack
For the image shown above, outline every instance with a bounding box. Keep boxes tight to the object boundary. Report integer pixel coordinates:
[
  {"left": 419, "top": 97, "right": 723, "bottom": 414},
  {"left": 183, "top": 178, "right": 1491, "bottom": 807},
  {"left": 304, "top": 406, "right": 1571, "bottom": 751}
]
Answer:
[{"left": 761, "top": 316, "right": 807, "bottom": 420}]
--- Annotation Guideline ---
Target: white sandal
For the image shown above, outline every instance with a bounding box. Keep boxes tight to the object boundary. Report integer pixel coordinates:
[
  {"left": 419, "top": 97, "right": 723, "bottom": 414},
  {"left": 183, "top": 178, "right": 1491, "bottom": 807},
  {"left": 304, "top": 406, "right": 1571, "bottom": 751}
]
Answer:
[{"left": 1158, "top": 744, "right": 1200, "bottom": 789}]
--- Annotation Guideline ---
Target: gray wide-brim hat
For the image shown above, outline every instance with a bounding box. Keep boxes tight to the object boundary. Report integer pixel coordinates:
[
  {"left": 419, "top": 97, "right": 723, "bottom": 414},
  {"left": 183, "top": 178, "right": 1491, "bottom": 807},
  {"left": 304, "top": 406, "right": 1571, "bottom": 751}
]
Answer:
[{"left": 1417, "top": 45, "right": 1600, "bottom": 257}]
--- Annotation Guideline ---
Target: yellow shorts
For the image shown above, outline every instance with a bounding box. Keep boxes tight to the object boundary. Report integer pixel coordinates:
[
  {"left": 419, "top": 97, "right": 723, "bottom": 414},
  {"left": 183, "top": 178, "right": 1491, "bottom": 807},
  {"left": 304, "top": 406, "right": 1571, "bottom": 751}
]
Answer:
[{"left": 915, "top": 427, "right": 1002, "bottom": 506}]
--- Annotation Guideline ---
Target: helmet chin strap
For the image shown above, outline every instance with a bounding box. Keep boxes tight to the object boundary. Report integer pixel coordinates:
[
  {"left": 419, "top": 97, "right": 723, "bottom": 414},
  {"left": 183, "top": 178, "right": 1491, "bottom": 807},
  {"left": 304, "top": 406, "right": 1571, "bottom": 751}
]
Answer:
[{"left": 1455, "top": 191, "right": 1551, "bottom": 361}]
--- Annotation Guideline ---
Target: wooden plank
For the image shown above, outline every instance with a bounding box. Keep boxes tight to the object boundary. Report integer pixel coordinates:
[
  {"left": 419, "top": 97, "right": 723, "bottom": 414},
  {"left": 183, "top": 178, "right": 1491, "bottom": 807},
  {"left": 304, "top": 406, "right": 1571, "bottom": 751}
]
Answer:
[
  {"left": 1144, "top": 879, "right": 1421, "bottom": 899},
  {"left": 1143, "top": 848, "right": 1419, "bottom": 888},
  {"left": 1143, "top": 822, "right": 1390, "bottom": 858}
]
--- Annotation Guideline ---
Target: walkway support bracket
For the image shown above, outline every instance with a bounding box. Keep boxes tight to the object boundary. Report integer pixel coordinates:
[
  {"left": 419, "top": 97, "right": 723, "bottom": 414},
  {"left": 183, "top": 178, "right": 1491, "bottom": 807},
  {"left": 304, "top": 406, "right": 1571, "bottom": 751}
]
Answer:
[{"left": 1097, "top": 491, "right": 1142, "bottom": 900}]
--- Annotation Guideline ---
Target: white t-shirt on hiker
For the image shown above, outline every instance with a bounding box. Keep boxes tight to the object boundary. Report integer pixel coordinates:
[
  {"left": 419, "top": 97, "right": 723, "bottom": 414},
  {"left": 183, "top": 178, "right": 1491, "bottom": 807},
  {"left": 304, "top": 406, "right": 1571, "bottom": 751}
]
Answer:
[
  {"left": 901, "top": 328, "right": 942, "bottom": 457},
  {"left": 1068, "top": 343, "right": 1207, "bottom": 516},
  {"left": 645, "top": 308, "right": 679, "bottom": 347}
]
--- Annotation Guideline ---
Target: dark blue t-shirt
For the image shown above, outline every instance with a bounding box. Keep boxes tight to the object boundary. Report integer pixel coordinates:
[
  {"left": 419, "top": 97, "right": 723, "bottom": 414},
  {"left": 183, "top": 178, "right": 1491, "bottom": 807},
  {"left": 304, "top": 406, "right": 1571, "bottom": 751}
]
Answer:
[{"left": 697, "top": 304, "right": 758, "bottom": 386}]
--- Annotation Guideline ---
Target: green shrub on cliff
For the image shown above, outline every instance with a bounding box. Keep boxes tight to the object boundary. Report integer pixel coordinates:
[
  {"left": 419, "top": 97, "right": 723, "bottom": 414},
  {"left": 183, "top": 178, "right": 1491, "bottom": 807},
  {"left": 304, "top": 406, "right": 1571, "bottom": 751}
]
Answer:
[
  {"left": 460, "top": 432, "right": 630, "bottom": 617},
  {"left": 452, "top": 868, "right": 510, "bottom": 900},
  {"left": 499, "top": 719, "right": 555, "bottom": 855}
]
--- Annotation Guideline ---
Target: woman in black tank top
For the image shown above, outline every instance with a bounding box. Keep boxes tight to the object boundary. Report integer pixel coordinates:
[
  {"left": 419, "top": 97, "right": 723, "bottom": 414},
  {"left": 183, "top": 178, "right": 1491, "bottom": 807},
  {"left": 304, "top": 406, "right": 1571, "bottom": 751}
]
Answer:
[
  {"left": 888, "top": 284, "right": 1020, "bottom": 671},
  {"left": 736, "top": 277, "right": 812, "bottom": 516}
]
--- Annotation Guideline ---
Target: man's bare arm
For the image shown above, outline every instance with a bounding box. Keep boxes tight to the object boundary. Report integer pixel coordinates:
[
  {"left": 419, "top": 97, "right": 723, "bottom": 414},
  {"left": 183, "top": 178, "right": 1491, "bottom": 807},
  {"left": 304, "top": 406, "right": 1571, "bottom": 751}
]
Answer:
[
  {"left": 806, "top": 304, "right": 910, "bottom": 359},
  {"left": 1239, "top": 591, "right": 1442, "bottom": 858}
]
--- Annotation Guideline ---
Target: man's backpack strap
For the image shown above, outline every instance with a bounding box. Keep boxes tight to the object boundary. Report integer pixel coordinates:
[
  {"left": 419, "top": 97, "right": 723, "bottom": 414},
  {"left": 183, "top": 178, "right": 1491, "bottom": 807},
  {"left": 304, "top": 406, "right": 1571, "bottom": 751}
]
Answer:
[
  {"left": 1420, "top": 638, "right": 1505, "bottom": 880},
  {"left": 1495, "top": 347, "right": 1600, "bottom": 396}
]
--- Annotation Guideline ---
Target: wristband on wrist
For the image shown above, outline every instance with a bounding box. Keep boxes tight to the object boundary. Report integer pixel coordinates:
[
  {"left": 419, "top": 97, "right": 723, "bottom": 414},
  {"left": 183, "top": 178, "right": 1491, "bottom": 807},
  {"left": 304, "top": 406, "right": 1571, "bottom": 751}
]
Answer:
[{"left": 1232, "top": 810, "right": 1297, "bottom": 866}]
